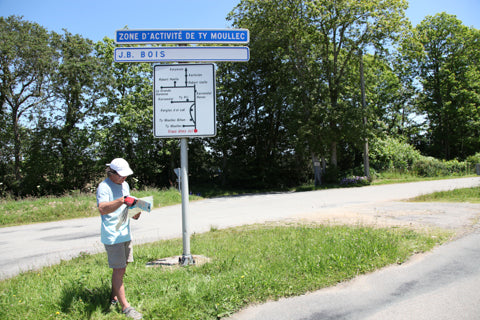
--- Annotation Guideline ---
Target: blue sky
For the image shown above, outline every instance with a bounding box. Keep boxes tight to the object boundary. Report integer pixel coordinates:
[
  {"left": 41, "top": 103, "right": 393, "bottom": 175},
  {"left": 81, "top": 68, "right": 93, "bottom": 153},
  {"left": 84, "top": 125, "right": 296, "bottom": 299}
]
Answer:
[{"left": 1, "top": 0, "right": 478, "bottom": 42}]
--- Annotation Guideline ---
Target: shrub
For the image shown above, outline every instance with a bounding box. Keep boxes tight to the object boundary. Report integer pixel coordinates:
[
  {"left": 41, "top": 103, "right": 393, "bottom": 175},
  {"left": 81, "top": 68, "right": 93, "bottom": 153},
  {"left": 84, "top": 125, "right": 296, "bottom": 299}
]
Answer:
[
  {"left": 370, "top": 137, "right": 422, "bottom": 172},
  {"left": 339, "top": 176, "right": 371, "bottom": 187},
  {"left": 466, "top": 152, "right": 480, "bottom": 167},
  {"left": 412, "top": 157, "right": 468, "bottom": 177}
]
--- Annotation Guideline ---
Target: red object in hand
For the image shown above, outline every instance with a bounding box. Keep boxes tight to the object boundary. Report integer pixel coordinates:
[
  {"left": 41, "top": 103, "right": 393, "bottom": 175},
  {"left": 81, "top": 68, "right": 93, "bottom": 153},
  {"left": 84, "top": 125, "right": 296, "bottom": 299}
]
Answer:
[{"left": 124, "top": 196, "right": 137, "bottom": 207}]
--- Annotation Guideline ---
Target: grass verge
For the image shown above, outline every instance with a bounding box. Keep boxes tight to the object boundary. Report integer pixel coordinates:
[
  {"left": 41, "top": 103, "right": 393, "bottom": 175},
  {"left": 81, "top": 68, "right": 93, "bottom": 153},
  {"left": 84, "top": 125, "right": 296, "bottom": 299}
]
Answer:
[
  {"left": 0, "top": 188, "right": 201, "bottom": 227},
  {"left": 407, "top": 186, "right": 480, "bottom": 203},
  {"left": 0, "top": 224, "right": 449, "bottom": 320}
]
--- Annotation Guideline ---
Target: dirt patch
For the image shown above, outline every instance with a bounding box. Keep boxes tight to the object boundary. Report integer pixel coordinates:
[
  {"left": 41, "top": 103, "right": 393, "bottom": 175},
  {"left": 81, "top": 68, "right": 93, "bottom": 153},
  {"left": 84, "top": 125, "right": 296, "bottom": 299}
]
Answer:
[{"left": 294, "top": 201, "right": 480, "bottom": 236}]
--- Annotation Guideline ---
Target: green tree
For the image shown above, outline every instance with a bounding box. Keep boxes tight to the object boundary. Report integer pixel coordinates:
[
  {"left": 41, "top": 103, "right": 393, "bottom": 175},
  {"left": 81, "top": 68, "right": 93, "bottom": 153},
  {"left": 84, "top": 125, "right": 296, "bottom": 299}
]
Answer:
[
  {"left": 363, "top": 53, "right": 421, "bottom": 143},
  {"left": 306, "top": 0, "right": 410, "bottom": 166},
  {"left": 0, "top": 16, "right": 57, "bottom": 193},
  {"left": 95, "top": 38, "right": 176, "bottom": 188},
  {"left": 224, "top": 0, "right": 409, "bottom": 186},
  {"left": 414, "top": 13, "right": 480, "bottom": 159},
  {"left": 19, "top": 31, "right": 109, "bottom": 195},
  {"left": 216, "top": 0, "right": 313, "bottom": 188},
  {"left": 48, "top": 31, "right": 106, "bottom": 191}
]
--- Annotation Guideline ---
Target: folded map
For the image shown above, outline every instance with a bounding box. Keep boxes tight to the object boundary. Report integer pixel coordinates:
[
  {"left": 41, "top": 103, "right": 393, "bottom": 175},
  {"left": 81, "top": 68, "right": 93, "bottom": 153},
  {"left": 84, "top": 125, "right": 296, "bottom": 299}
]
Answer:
[{"left": 115, "top": 196, "right": 153, "bottom": 230}]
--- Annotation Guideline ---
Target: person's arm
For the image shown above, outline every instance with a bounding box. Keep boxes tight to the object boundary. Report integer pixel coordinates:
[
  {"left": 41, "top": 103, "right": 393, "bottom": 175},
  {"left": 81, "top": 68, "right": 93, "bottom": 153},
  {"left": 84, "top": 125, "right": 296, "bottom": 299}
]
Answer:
[{"left": 98, "top": 197, "right": 125, "bottom": 215}]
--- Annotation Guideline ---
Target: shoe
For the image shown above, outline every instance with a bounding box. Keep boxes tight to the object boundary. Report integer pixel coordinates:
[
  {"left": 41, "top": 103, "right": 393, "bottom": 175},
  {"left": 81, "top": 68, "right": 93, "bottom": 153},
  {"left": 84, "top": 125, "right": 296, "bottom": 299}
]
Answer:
[
  {"left": 110, "top": 291, "right": 118, "bottom": 305},
  {"left": 123, "top": 306, "right": 143, "bottom": 319}
]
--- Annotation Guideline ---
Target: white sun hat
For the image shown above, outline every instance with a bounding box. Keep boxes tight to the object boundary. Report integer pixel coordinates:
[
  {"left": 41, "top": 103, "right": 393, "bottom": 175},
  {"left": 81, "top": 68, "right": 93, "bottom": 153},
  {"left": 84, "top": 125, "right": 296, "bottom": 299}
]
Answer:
[{"left": 107, "top": 158, "right": 133, "bottom": 177}]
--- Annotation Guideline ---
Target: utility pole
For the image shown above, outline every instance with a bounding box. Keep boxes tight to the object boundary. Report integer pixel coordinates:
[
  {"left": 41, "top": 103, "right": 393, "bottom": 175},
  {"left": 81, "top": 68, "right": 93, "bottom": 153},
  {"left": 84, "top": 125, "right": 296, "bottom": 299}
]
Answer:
[{"left": 359, "top": 50, "right": 370, "bottom": 178}]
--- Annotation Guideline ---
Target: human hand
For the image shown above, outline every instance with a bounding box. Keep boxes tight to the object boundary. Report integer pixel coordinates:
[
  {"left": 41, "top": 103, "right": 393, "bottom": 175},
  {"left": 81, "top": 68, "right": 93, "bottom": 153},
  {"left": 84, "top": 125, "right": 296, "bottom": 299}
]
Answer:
[
  {"left": 124, "top": 196, "right": 137, "bottom": 207},
  {"left": 132, "top": 212, "right": 142, "bottom": 220}
]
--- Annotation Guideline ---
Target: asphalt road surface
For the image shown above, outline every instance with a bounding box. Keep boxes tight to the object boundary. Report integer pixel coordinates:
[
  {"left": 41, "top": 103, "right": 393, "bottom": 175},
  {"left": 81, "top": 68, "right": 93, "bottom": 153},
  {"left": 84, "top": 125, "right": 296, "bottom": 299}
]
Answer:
[{"left": 1, "top": 177, "right": 480, "bottom": 319}]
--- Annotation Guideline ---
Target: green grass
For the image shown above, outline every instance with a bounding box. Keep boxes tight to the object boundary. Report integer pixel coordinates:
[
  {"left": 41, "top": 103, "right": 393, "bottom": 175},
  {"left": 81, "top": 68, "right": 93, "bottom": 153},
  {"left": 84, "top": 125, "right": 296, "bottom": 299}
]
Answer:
[
  {"left": 0, "top": 178, "right": 465, "bottom": 318},
  {"left": 371, "top": 172, "right": 477, "bottom": 185},
  {"left": 0, "top": 224, "right": 449, "bottom": 320},
  {"left": 0, "top": 193, "right": 96, "bottom": 227},
  {"left": 290, "top": 173, "right": 476, "bottom": 191},
  {"left": 408, "top": 186, "right": 480, "bottom": 203},
  {"left": 0, "top": 188, "right": 201, "bottom": 227}
]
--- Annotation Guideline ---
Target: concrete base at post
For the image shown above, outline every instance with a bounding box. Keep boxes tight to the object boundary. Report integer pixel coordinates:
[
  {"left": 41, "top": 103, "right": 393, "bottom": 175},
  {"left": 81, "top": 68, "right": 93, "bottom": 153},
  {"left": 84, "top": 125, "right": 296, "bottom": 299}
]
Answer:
[
  {"left": 146, "top": 255, "right": 209, "bottom": 268},
  {"left": 179, "top": 254, "right": 195, "bottom": 266}
]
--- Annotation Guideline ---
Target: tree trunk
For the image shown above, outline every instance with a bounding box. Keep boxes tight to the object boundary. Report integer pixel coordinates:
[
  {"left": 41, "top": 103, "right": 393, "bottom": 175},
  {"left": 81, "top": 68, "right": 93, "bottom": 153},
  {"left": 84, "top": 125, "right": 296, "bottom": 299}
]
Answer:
[
  {"left": 330, "top": 141, "right": 337, "bottom": 167},
  {"left": 12, "top": 106, "right": 21, "bottom": 181},
  {"left": 359, "top": 50, "right": 370, "bottom": 178},
  {"left": 311, "top": 153, "right": 322, "bottom": 186}
]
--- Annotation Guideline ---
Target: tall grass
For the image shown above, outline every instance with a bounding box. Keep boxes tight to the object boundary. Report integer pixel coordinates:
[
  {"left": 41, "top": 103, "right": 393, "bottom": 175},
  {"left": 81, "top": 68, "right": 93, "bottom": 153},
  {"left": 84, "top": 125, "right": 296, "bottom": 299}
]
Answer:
[
  {"left": 0, "top": 224, "right": 448, "bottom": 319},
  {"left": 0, "top": 193, "right": 96, "bottom": 226},
  {"left": 370, "top": 171, "right": 472, "bottom": 185},
  {"left": 0, "top": 188, "right": 201, "bottom": 227},
  {"left": 408, "top": 186, "right": 480, "bottom": 203}
]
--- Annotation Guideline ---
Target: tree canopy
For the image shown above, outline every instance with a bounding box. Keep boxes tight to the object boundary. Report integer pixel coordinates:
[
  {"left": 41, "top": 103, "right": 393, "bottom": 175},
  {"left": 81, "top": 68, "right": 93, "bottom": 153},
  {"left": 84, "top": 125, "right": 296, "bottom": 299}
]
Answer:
[{"left": 1, "top": 3, "right": 479, "bottom": 196}]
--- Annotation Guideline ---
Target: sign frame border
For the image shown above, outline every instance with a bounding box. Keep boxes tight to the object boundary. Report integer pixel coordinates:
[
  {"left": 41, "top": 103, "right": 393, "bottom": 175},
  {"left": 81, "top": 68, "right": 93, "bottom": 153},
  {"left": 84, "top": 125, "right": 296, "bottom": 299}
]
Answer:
[
  {"left": 153, "top": 63, "right": 217, "bottom": 138},
  {"left": 115, "top": 28, "right": 250, "bottom": 44},
  {"left": 114, "top": 46, "right": 250, "bottom": 63}
]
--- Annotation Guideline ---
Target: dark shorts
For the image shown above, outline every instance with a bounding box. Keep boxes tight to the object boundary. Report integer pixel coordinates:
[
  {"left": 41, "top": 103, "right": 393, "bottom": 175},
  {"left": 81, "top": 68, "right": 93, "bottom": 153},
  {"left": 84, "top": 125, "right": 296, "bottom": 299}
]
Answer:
[{"left": 104, "top": 241, "right": 133, "bottom": 269}]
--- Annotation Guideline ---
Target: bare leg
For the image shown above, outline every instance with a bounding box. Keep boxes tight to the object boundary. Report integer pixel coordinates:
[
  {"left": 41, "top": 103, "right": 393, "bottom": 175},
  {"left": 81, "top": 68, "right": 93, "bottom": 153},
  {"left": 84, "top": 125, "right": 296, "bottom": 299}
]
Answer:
[
  {"left": 111, "top": 284, "right": 118, "bottom": 303},
  {"left": 112, "top": 267, "right": 130, "bottom": 311}
]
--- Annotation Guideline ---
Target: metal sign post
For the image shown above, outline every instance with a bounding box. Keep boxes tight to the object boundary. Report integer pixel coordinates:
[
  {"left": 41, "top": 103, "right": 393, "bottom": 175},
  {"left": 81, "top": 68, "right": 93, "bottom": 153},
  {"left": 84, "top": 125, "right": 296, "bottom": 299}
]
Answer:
[
  {"left": 114, "top": 28, "right": 248, "bottom": 265},
  {"left": 179, "top": 138, "right": 193, "bottom": 265},
  {"left": 152, "top": 63, "right": 217, "bottom": 264}
]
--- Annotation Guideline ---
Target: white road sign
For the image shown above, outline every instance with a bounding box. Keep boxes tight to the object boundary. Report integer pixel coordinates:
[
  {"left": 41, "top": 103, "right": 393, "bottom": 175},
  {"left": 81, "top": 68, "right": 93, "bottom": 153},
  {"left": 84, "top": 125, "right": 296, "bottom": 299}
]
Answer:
[
  {"left": 114, "top": 47, "right": 249, "bottom": 62},
  {"left": 153, "top": 64, "right": 216, "bottom": 138}
]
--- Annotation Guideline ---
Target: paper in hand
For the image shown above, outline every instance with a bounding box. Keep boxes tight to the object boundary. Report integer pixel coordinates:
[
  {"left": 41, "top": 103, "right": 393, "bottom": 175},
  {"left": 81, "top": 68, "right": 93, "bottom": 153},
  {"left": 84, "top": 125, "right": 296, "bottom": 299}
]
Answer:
[{"left": 115, "top": 196, "right": 153, "bottom": 230}]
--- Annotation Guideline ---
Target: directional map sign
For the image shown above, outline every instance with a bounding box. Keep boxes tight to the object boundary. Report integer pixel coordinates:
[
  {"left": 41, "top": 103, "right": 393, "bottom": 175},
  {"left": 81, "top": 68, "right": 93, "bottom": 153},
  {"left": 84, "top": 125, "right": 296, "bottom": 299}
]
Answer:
[
  {"left": 115, "top": 29, "right": 249, "bottom": 44},
  {"left": 153, "top": 64, "right": 216, "bottom": 138},
  {"left": 114, "top": 46, "right": 249, "bottom": 62}
]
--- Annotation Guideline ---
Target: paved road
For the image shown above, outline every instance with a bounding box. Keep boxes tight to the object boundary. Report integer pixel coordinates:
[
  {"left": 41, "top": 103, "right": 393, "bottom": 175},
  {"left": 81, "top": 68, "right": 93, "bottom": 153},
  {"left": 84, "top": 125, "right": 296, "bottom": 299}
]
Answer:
[
  {"left": 1, "top": 177, "right": 479, "bottom": 280},
  {"left": 2, "top": 178, "right": 480, "bottom": 319}
]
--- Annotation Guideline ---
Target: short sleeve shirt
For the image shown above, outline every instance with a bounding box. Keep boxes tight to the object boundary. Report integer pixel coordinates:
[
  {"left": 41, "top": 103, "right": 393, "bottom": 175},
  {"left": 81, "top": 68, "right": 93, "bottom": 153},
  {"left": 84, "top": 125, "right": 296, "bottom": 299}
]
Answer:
[{"left": 96, "top": 177, "right": 131, "bottom": 245}]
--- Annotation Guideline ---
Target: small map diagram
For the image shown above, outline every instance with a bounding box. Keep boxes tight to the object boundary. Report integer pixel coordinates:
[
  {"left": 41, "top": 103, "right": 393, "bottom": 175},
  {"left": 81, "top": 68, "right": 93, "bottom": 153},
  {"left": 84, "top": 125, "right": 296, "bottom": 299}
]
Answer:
[
  {"left": 154, "top": 64, "right": 216, "bottom": 138},
  {"left": 161, "top": 69, "right": 197, "bottom": 131}
]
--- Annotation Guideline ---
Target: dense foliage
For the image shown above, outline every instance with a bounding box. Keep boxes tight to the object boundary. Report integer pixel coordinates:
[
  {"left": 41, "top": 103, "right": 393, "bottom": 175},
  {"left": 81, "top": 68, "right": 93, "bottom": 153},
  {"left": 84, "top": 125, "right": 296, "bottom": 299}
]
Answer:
[{"left": 1, "top": 1, "right": 479, "bottom": 196}]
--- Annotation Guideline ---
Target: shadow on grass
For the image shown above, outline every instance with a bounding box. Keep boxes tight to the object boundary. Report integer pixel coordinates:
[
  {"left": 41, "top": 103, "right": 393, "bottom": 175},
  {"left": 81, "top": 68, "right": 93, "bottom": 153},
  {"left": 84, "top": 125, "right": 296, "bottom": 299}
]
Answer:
[{"left": 60, "top": 281, "right": 114, "bottom": 317}]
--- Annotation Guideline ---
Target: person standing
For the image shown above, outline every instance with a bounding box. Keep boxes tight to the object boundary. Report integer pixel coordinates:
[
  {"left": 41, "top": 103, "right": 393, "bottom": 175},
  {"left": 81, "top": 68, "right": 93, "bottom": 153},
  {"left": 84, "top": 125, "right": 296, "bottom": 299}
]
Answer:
[{"left": 96, "top": 158, "right": 143, "bottom": 319}]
